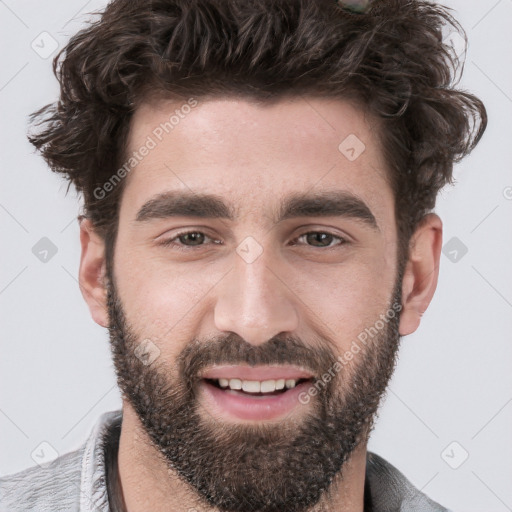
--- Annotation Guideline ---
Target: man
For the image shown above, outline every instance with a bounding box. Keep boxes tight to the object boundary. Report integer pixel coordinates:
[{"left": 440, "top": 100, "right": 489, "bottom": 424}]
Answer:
[{"left": 0, "top": 0, "right": 487, "bottom": 510}]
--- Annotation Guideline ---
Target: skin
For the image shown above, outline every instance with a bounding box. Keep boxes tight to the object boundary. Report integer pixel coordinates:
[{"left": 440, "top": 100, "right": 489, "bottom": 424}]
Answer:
[{"left": 78, "top": 96, "right": 442, "bottom": 511}]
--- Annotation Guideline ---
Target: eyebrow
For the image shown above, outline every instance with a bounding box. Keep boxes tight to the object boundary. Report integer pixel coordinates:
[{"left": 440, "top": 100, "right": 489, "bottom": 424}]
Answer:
[{"left": 135, "top": 190, "right": 379, "bottom": 231}]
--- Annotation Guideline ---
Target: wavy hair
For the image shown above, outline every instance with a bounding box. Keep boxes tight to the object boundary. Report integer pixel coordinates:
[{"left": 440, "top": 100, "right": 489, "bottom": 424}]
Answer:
[{"left": 28, "top": 0, "right": 487, "bottom": 267}]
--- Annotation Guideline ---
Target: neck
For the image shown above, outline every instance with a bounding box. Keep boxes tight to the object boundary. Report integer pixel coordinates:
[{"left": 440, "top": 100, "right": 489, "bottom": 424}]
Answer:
[{"left": 116, "top": 402, "right": 368, "bottom": 512}]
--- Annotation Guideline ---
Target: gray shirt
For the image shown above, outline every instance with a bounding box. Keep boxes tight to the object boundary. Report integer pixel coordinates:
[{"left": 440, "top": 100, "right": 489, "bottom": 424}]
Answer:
[{"left": 0, "top": 409, "right": 452, "bottom": 512}]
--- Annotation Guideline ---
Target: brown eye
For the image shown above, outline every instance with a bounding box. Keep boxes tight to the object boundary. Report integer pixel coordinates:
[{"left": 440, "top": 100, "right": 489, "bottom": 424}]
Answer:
[
  {"left": 293, "top": 231, "right": 347, "bottom": 249},
  {"left": 177, "top": 232, "right": 206, "bottom": 246},
  {"left": 159, "top": 231, "right": 219, "bottom": 251}
]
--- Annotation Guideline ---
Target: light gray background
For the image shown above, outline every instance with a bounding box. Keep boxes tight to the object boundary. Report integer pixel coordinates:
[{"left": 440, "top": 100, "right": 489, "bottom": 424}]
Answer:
[{"left": 1, "top": 1, "right": 511, "bottom": 511}]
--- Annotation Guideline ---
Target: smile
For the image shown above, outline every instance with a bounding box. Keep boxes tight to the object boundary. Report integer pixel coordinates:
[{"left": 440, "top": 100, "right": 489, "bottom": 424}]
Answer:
[
  {"left": 207, "top": 377, "right": 309, "bottom": 394},
  {"left": 198, "top": 365, "right": 315, "bottom": 422}
]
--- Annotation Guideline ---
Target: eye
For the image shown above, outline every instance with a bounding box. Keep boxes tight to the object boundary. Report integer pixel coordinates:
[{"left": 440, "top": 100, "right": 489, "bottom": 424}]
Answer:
[
  {"left": 158, "top": 230, "right": 220, "bottom": 251},
  {"left": 291, "top": 231, "right": 347, "bottom": 249}
]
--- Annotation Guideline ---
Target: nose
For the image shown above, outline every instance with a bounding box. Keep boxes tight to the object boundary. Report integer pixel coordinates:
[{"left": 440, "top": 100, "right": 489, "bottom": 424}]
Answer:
[{"left": 213, "top": 245, "right": 299, "bottom": 346}]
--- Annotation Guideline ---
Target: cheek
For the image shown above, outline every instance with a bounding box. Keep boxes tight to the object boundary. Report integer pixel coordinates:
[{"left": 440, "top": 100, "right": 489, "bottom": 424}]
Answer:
[
  {"left": 292, "top": 248, "right": 396, "bottom": 351},
  {"left": 317, "top": 271, "right": 392, "bottom": 338},
  {"left": 114, "top": 249, "right": 221, "bottom": 356}
]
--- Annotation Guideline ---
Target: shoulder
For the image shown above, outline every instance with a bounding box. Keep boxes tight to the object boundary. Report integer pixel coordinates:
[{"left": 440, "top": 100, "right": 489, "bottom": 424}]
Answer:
[
  {"left": 0, "top": 409, "right": 122, "bottom": 512},
  {"left": 366, "top": 451, "right": 454, "bottom": 512},
  {"left": 0, "top": 446, "right": 84, "bottom": 512}
]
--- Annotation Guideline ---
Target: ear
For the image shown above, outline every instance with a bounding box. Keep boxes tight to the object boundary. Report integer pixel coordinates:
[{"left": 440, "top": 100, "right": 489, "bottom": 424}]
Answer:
[
  {"left": 399, "top": 213, "right": 443, "bottom": 336},
  {"left": 78, "top": 217, "right": 109, "bottom": 328}
]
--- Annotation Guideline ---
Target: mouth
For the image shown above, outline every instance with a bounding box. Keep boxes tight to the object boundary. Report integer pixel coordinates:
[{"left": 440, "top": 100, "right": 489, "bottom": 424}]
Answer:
[
  {"left": 204, "top": 377, "right": 311, "bottom": 396},
  {"left": 197, "top": 365, "right": 315, "bottom": 422}
]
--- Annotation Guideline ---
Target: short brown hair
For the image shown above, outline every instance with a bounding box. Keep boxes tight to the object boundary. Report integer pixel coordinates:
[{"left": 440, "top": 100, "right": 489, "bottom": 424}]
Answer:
[{"left": 28, "top": 0, "right": 487, "bottom": 268}]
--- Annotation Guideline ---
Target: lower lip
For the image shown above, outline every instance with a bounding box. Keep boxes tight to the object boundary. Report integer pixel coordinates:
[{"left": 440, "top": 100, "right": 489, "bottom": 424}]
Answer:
[{"left": 198, "top": 379, "right": 312, "bottom": 422}]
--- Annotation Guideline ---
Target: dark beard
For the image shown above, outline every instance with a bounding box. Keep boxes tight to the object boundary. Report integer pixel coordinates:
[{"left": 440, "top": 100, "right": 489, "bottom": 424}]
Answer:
[{"left": 106, "top": 270, "right": 404, "bottom": 512}]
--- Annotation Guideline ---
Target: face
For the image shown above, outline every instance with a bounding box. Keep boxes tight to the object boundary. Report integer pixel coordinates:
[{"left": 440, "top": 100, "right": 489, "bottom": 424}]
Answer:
[{"left": 106, "top": 96, "right": 404, "bottom": 512}]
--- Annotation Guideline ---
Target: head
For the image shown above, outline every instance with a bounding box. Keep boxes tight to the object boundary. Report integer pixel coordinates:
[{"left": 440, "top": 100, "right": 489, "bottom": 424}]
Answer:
[{"left": 28, "top": 1, "right": 486, "bottom": 511}]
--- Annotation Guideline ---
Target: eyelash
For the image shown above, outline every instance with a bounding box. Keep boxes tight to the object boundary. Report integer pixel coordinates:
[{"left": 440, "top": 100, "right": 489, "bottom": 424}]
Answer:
[{"left": 158, "top": 230, "right": 348, "bottom": 252}]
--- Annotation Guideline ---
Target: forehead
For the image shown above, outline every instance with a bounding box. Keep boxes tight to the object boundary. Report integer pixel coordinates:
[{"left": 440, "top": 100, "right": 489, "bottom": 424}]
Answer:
[{"left": 120, "top": 96, "right": 394, "bottom": 230}]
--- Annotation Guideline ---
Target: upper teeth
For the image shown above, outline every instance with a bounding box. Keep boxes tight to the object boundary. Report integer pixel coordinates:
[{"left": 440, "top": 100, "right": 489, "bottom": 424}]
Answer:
[{"left": 217, "top": 378, "right": 299, "bottom": 393}]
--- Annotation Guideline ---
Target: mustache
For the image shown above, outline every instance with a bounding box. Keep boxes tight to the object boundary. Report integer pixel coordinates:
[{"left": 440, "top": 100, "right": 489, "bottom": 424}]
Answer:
[{"left": 177, "top": 332, "right": 338, "bottom": 383}]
